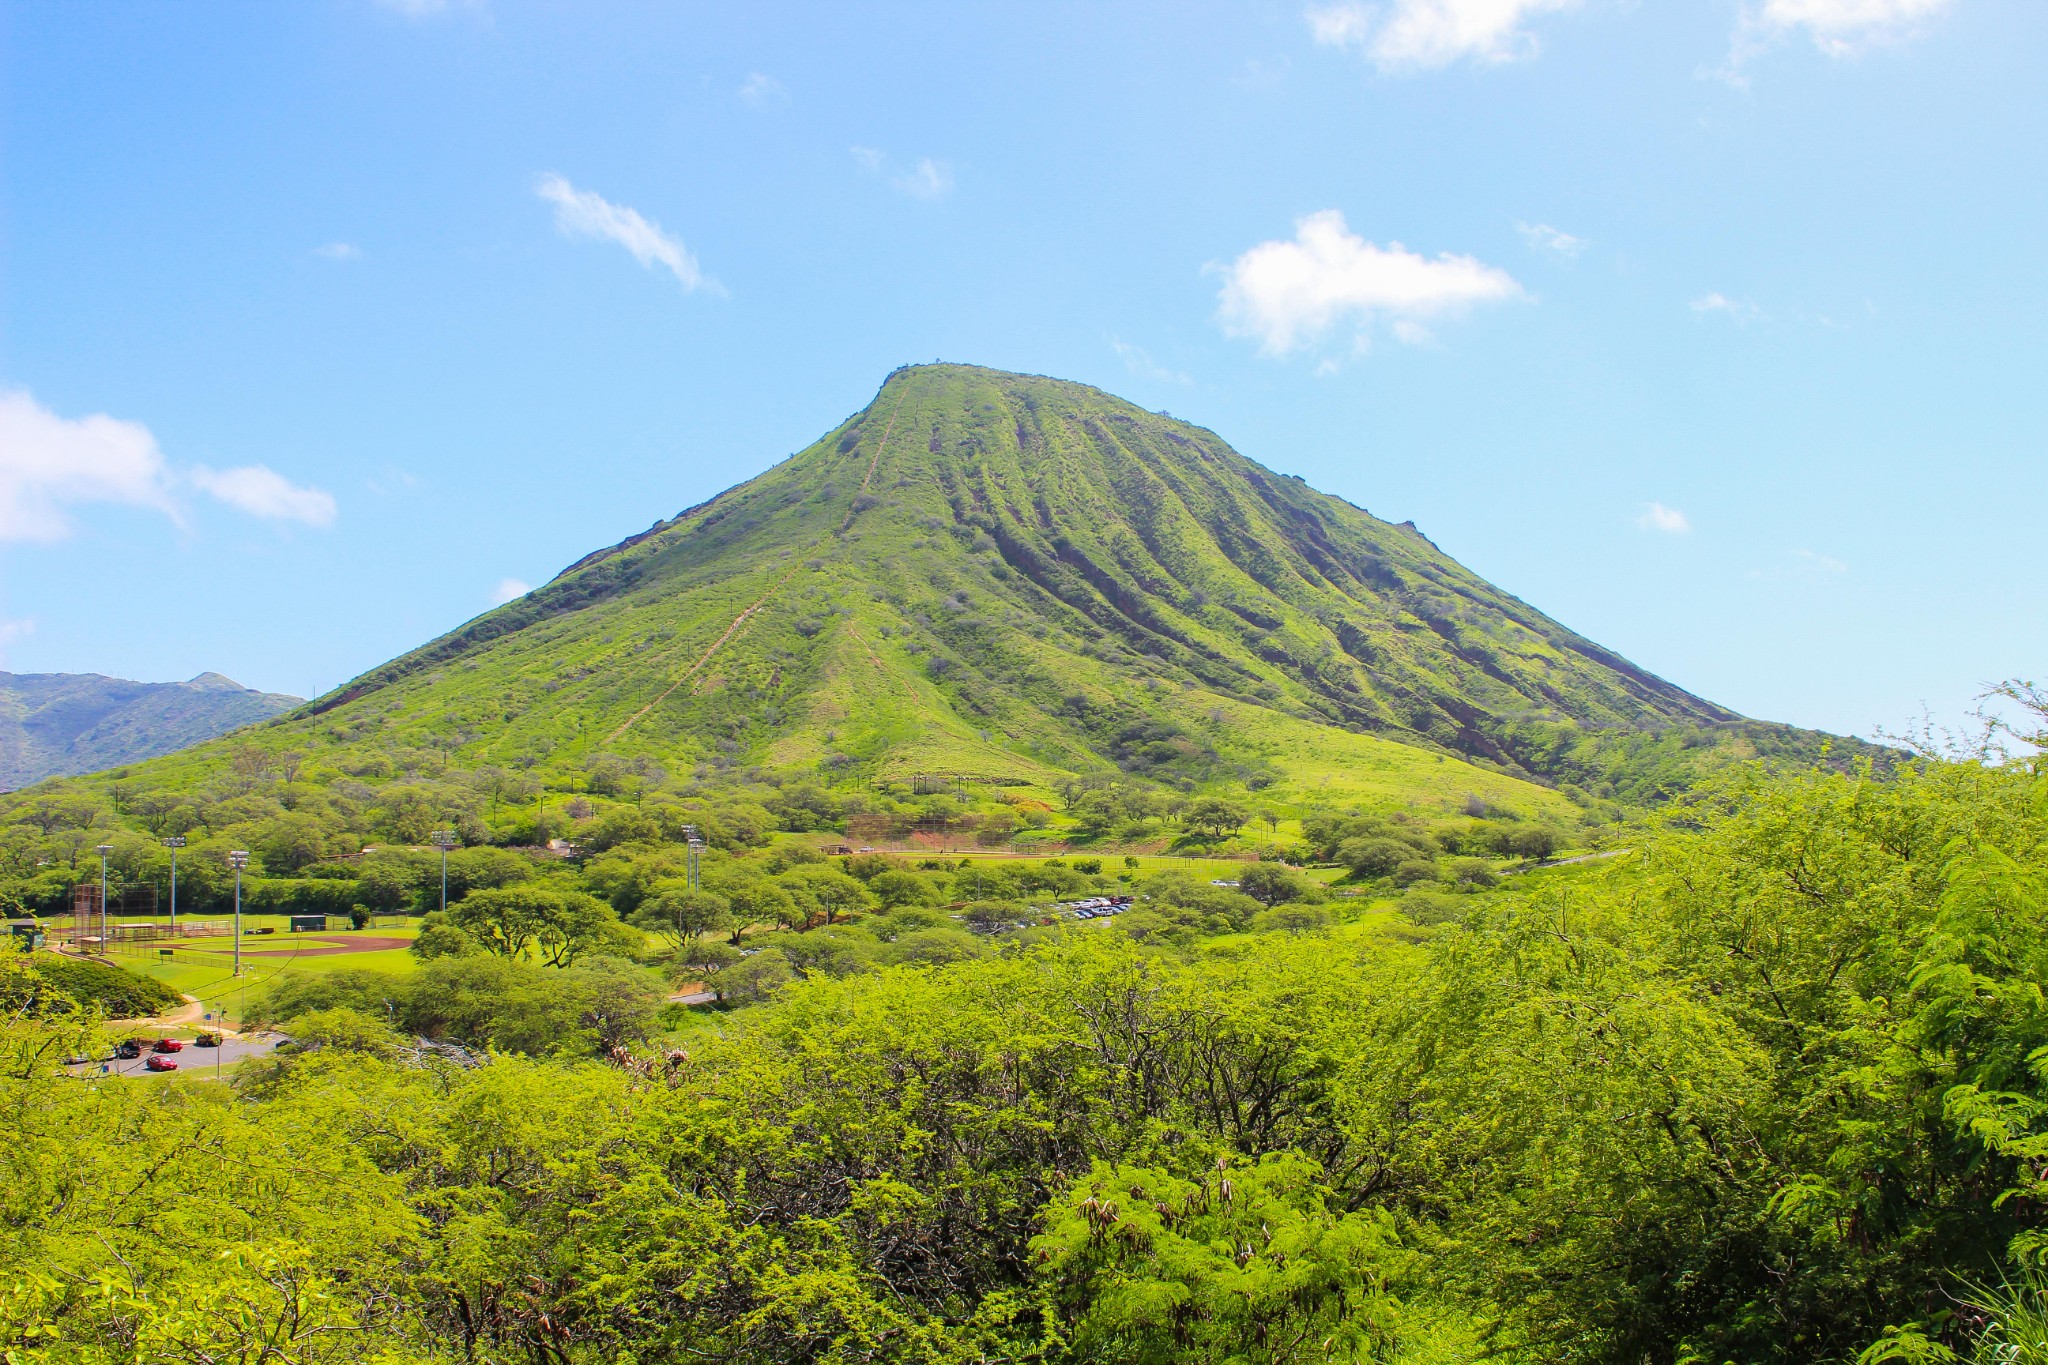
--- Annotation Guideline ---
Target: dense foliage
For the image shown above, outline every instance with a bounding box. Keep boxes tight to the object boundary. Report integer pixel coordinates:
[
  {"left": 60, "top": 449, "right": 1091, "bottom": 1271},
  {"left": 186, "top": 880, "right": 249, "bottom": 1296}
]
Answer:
[{"left": 8, "top": 732, "right": 2048, "bottom": 1363}]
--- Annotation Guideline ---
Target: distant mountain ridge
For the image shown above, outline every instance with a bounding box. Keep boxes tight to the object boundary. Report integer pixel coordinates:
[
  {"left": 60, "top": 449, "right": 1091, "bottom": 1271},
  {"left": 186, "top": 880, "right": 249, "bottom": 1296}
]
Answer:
[{"left": 0, "top": 671, "right": 301, "bottom": 789}]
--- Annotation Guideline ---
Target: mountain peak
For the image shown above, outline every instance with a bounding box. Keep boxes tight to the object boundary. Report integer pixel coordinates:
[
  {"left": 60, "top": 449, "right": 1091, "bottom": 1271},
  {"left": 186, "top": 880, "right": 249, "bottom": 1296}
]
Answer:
[{"left": 185, "top": 671, "right": 245, "bottom": 690}]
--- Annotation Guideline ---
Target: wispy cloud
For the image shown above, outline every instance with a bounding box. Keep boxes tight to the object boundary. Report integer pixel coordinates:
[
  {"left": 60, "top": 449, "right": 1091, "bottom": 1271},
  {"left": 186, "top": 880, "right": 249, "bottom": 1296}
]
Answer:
[
  {"left": 1750, "top": 547, "right": 1850, "bottom": 579},
  {"left": 1721, "top": 0, "right": 1952, "bottom": 77},
  {"left": 0, "top": 617, "right": 35, "bottom": 669},
  {"left": 850, "top": 147, "right": 954, "bottom": 200},
  {"left": 1216, "top": 209, "right": 1524, "bottom": 355},
  {"left": 1746, "top": 0, "right": 1953, "bottom": 56},
  {"left": 895, "top": 157, "right": 954, "bottom": 201},
  {"left": 535, "top": 173, "right": 714, "bottom": 292},
  {"left": 313, "top": 241, "right": 362, "bottom": 262},
  {"left": 0, "top": 390, "right": 337, "bottom": 541},
  {"left": 1307, "top": 0, "right": 1583, "bottom": 71},
  {"left": 490, "top": 578, "right": 532, "bottom": 606},
  {"left": 1690, "top": 291, "right": 1764, "bottom": 323},
  {"left": 376, "top": 0, "right": 486, "bottom": 17},
  {"left": 189, "top": 465, "right": 338, "bottom": 527},
  {"left": 1111, "top": 339, "right": 1193, "bottom": 386},
  {"left": 738, "top": 72, "right": 788, "bottom": 107},
  {"left": 1516, "top": 221, "right": 1587, "bottom": 257},
  {"left": 1637, "top": 502, "right": 1691, "bottom": 534},
  {"left": 364, "top": 468, "right": 419, "bottom": 498}
]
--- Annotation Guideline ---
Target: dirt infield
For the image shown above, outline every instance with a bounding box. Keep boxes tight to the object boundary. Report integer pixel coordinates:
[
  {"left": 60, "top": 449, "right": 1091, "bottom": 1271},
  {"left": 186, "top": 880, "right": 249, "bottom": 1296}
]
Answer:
[{"left": 231, "top": 935, "right": 412, "bottom": 958}]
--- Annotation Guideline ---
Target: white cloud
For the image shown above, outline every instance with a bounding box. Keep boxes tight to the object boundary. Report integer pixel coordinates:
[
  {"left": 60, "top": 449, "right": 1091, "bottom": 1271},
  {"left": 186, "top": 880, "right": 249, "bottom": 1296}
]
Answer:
[
  {"left": 489, "top": 577, "right": 532, "bottom": 605},
  {"left": 1517, "top": 221, "right": 1587, "bottom": 257},
  {"left": 1216, "top": 209, "right": 1524, "bottom": 355},
  {"left": 535, "top": 173, "right": 712, "bottom": 292},
  {"left": 189, "top": 465, "right": 338, "bottom": 527},
  {"left": 849, "top": 146, "right": 886, "bottom": 172},
  {"left": 0, "top": 390, "right": 179, "bottom": 542},
  {"left": 738, "top": 72, "right": 788, "bottom": 107},
  {"left": 1793, "top": 547, "right": 1847, "bottom": 573},
  {"left": 894, "top": 158, "right": 953, "bottom": 200},
  {"left": 1690, "top": 291, "right": 1763, "bottom": 323},
  {"left": 0, "top": 390, "right": 338, "bottom": 540},
  {"left": 313, "top": 242, "right": 362, "bottom": 261},
  {"left": 1744, "top": 0, "right": 1953, "bottom": 57},
  {"left": 1111, "top": 339, "right": 1192, "bottom": 386},
  {"left": 1308, "top": 0, "right": 1583, "bottom": 70},
  {"left": 1637, "top": 502, "right": 1691, "bottom": 534}
]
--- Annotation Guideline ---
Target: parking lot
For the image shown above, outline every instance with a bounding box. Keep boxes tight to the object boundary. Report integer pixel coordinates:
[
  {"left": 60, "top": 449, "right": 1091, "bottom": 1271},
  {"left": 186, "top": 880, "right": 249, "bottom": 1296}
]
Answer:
[{"left": 66, "top": 1032, "right": 288, "bottom": 1081}]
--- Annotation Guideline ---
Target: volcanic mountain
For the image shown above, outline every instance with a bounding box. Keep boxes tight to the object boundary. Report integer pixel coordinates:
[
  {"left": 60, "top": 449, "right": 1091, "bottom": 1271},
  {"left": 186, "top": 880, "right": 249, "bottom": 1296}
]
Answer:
[{"left": 194, "top": 361, "right": 1826, "bottom": 808}]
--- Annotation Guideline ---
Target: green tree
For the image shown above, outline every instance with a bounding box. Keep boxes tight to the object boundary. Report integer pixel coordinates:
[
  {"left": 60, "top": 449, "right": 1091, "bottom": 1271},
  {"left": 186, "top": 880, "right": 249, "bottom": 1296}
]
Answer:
[
  {"left": 629, "top": 884, "right": 731, "bottom": 950},
  {"left": 449, "top": 885, "right": 637, "bottom": 967},
  {"left": 1236, "top": 862, "right": 1310, "bottom": 907},
  {"left": 867, "top": 867, "right": 943, "bottom": 910},
  {"left": 1183, "top": 796, "right": 1249, "bottom": 839},
  {"left": 1034, "top": 1154, "right": 1409, "bottom": 1365},
  {"left": 780, "top": 863, "right": 873, "bottom": 925},
  {"left": 1336, "top": 836, "right": 1415, "bottom": 879},
  {"left": 705, "top": 864, "right": 796, "bottom": 943}
]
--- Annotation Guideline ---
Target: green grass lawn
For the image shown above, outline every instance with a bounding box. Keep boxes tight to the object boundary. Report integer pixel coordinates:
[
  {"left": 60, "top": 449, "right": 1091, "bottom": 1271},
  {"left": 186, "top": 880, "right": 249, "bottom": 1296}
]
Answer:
[{"left": 102, "top": 919, "right": 421, "bottom": 1030}]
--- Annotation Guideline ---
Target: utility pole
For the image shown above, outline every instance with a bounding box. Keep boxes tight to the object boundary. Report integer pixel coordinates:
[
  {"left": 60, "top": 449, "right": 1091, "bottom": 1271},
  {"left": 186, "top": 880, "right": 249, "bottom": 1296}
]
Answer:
[
  {"left": 163, "top": 836, "right": 186, "bottom": 935},
  {"left": 228, "top": 850, "right": 249, "bottom": 978}
]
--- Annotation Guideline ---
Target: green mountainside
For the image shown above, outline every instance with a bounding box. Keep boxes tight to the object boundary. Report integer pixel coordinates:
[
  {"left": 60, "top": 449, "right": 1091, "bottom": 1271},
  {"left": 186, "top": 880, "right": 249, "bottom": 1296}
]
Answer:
[
  {"left": 18, "top": 364, "right": 1853, "bottom": 827},
  {"left": 282, "top": 364, "right": 1822, "bottom": 796},
  {"left": 0, "top": 671, "right": 299, "bottom": 790}
]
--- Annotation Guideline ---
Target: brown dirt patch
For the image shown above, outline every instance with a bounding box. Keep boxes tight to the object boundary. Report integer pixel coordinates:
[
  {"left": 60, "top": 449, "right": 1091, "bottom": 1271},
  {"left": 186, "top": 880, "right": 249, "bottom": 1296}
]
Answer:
[{"left": 233, "top": 935, "right": 412, "bottom": 958}]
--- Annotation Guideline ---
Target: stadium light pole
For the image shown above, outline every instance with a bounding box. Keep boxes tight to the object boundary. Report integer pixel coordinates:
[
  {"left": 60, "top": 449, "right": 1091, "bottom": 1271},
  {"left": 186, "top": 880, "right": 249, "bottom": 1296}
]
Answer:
[
  {"left": 430, "top": 831, "right": 458, "bottom": 914},
  {"left": 228, "top": 850, "right": 250, "bottom": 978},
  {"left": 95, "top": 844, "right": 113, "bottom": 956},
  {"left": 682, "top": 825, "right": 702, "bottom": 891},
  {"left": 162, "top": 836, "right": 186, "bottom": 935}
]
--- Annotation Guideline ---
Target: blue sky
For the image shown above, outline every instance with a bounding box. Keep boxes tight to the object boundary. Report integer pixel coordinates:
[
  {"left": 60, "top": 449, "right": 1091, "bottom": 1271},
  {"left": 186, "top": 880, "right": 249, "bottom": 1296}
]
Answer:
[{"left": 1, "top": 0, "right": 2040, "bottom": 741}]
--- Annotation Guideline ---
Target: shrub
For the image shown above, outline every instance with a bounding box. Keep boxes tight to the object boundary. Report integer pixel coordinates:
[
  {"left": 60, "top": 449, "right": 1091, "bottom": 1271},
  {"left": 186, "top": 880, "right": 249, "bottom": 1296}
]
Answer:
[{"left": 23, "top": 954, "right": 180, "bottom": 1018}]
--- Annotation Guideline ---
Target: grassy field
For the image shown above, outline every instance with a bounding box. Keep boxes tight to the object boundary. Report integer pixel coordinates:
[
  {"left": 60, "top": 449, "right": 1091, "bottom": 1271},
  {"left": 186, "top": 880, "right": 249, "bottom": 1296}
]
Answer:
[{"left": 100, "top": 917, "right": 420, "bottom": 1030}]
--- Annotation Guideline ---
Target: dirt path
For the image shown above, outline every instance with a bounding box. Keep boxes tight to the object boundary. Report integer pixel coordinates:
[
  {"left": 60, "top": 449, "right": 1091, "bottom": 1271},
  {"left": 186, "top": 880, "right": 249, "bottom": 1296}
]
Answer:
[
  {"left": 104, "top": 992, "right": 205, "bottom": 1032},
  {"left": 609, "top": 387, "right": 908, "bottom": 743}
]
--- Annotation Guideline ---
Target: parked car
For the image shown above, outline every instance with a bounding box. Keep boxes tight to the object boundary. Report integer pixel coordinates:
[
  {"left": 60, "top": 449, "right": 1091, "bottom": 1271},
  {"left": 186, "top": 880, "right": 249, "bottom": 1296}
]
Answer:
[
  {"left": 152, "top": 1038, "right": 184, "bottom": 1053},
  {"left": 115, "top": 1039, "right": 144, "bottom": 1059},
  {"left": 194, "top": 1031, "right": 221, "bottom": 1047},
  {"left": 145, "top": 1055, "right": 179, "bottom": 1072}
]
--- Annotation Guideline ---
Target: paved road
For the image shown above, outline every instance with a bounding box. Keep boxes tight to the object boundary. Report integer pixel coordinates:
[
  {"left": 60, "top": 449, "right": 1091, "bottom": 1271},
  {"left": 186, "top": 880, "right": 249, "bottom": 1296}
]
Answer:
[{"left": 66, "top": 1031, "right": 289, "bottom": 1081}]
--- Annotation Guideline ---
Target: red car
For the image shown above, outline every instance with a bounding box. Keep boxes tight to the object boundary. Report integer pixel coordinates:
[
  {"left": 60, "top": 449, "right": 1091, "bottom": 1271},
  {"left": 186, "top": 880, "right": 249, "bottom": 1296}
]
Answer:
[
  {"left": 145, "top": 1055, "right": 179, "bottom": 1072},
  {"left": 152, "top": 1038, "right": 184, "bottom": 1053}
]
